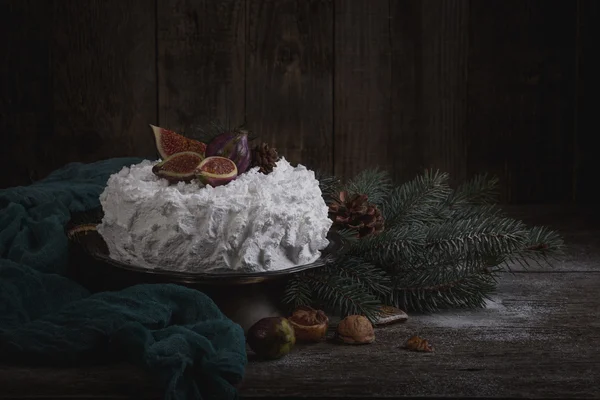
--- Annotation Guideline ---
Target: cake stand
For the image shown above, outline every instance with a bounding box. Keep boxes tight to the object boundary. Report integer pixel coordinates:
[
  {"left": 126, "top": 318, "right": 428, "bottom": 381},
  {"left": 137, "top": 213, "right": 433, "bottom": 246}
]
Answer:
[{"left": 66, "top": 208, "right": 343, "bottom": 332}]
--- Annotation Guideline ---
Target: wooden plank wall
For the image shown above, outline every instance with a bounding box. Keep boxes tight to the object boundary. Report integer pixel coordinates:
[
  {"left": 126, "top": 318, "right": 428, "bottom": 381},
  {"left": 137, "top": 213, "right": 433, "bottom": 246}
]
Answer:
[{"left": 1, "top": 0, "right": 595, "bottom": 204}]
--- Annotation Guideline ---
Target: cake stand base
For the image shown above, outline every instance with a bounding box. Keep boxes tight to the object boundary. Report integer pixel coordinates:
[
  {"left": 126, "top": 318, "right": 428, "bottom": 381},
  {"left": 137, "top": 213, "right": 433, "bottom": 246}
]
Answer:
[{"left": 204, "top": 282, "right": 286, "bottom": 333}]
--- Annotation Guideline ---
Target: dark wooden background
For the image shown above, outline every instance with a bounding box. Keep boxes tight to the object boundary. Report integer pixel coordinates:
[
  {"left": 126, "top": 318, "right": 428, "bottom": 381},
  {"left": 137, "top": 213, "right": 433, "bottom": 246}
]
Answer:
[{"left": 1, "top": 0, "right": 597, "bottom": 203}]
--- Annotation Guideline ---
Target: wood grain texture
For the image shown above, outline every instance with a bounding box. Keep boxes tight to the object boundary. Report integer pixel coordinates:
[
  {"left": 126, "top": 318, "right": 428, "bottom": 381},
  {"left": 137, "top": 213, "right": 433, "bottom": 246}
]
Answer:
[
  {"left": 467, "top": 0, "right": 577, "bottom": 203},
  {"left": 418, "top": 0, "right": 469, "bottom": 186},
  {"left": 51, "top": 0, "right": 157, "bottom": 174},
  {"left": 574, "top": 0, "right": 599, "bottom": 204},
  {"left": 390, "top": 0, "right": 469, "bottom": 186},
  {"left": 157, "top": 0, "right": 246, "bottom": 136},
  {"left": 0, "top": 0, "right": 53, "bottom": 188},
  {"left": 388, "top": 0, "right": 421, "bottom": 184},
  {"left": 245, "top": 0, "right": 333, "bottom": 173},
  {"left": 333, "top": 0, "right": 391, "bottom": 180},
  {"left": 0, "top": 207, "right": 598, "bottom": 399}
]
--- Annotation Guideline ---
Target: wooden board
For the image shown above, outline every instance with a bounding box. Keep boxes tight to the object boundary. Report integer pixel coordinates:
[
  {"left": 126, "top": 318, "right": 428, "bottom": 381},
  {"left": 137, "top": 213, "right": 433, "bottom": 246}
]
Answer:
[
  {"left": 157, "top": 0, "right": 246, "bottom": 135},
  {"left": 333, "top": 0, "right": 391, "bottom": 180},
  {"left": 337, "top": 0, "right": 469, "bottom": 186},
  {"left": 0, "top": 0, "right": 53, "bottom": 188},
  {"left": 395, "top": 0, "right": 469, "bottom": 186},
  {"left": 50, "top": 0, "right": 157, "bottom": 172},
  {"left": 574, "top": 0, "right": 599, "bottom": 204},
  {"left": 466, "top": 0, "right": 577, "bottom": 203},
  {"left": 388, "top": 0, "right": 422, "bottom": 184},
  {"left": 245, "top": 0, "right": 334, "bottom": 173}
]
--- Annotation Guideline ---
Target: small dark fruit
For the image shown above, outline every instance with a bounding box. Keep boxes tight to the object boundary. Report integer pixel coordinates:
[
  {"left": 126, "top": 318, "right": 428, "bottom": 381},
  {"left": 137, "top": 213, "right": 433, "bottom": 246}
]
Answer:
[
  {"left": 205, "top": 130, "right": 251, "bottom": 174},
  {"left": 246, "top": 317, "right": 296, "bottom": 360}
]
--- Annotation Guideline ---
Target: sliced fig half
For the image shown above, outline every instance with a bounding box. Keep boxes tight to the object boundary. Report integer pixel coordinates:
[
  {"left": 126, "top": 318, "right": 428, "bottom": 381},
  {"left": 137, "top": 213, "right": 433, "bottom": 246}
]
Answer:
[
  {"left": 152, "top": 151, "right": 204, "bottom": 183},
  {"left": 196, "top": 156, "right": 238, "bottom": 187},
  {"left": 150, "top": 124, "right": 207, "bottom": 159}
]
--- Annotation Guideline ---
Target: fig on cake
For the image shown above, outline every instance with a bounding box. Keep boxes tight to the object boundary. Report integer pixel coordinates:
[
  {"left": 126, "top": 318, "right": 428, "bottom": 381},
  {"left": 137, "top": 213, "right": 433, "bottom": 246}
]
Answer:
[
  {"left": 205, "top": 129, "right": 251, "bottom": 174},
  {"left": 150, "top": 124, "right": 207, "bottom": 159},
  {"left": 196, "top": 156, "right": 238, "bottom": 187},
  {"left": 151, "top": 151, "right": 204, "bottom": 183}
]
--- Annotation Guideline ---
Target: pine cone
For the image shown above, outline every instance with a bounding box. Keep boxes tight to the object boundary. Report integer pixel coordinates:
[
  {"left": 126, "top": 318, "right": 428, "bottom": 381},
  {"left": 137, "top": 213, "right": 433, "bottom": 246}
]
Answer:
[
  {"left": 251, "top": 142, "right": 279, "bottom": 174},
  {"left": 328, "top": 191, "right": 384, "bottom": 238}
]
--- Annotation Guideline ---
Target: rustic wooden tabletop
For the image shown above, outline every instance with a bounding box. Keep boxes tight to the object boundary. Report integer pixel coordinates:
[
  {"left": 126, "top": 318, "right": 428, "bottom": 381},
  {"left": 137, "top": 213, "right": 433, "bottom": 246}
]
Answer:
[{"left": 0, "top": 206, "right": 598, "bottom": 399}]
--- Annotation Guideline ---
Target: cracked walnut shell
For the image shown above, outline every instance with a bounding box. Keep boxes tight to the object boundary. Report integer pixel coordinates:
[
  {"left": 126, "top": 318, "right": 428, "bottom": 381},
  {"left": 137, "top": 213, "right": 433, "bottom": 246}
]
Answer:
[
  {"left": 336, "top": 315, "right": 375, "bottom": 344},
  {"left": 287, "top": 306, "right": 329, "bottom": 342}
]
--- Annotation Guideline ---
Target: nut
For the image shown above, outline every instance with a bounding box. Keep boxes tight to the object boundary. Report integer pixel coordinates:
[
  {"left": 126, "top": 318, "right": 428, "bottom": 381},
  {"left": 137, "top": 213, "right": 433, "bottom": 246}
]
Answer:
[
  {"left": 287, "top": 306, "right": 329, "bottom": 342},
  {"left": 404, "top": 335, "right": 434, "bottom": 352},
  {"left": 336, "top": 315, "right": 375, "bottom": 344}
]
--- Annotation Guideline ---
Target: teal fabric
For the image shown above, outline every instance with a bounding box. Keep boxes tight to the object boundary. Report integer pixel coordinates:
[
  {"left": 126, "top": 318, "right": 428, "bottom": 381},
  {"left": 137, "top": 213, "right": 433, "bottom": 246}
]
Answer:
[{"left": 0, "top": 158, "right": 247, "bottom": 400}]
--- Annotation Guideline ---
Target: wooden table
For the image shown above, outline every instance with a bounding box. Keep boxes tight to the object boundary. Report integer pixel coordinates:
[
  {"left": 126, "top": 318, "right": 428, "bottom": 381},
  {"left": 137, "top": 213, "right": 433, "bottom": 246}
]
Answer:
[{"left": 1, "top": 206, "right": 599, "bottom": 399}]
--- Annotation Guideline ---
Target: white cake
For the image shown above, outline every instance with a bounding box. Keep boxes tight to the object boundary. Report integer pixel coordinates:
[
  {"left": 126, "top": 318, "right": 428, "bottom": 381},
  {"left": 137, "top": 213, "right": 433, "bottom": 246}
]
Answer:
[{"left": 96, "top": 158, "right": 333, "bottom": 273}]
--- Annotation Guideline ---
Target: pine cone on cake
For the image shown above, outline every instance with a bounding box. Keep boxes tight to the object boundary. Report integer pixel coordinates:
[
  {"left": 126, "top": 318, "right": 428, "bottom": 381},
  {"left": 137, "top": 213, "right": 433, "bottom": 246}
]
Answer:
[
  {"left": 328, "top": 191, "right": 384, "bottom": 238},
  {"left": 250, "top": 142, "right": 279, "bottom": 174}
]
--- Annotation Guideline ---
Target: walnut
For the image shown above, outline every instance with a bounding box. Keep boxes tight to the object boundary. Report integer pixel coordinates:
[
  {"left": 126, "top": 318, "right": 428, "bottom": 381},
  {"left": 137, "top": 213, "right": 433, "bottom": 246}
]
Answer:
[
  {"left": 287, "top": 306, "right": 329, "bottom": 342},
  {"left": 404, "top": 335, "right": 434, "bottom": 352},
  {"left": 335, "top": 315, "right": 375, "bottom": 344}
]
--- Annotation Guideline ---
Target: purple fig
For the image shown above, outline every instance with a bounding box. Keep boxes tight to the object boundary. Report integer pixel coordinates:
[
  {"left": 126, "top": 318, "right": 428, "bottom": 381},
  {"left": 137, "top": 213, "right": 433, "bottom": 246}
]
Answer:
[
  {"left": 205, "top": 130, "right": 251, "bottom": 174},
  {"left": 196, "top": 156, "right": 238, "bottom": 187}
]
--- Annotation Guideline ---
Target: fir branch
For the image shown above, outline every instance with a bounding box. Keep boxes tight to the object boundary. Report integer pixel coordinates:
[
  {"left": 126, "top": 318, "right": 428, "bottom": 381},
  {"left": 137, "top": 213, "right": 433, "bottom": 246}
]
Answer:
[
  {"left": 450, "top": 174, "right": 500, "bottom": 205},
  {"left": 390, "top": 268, "right": 498, "bottom": 312},
  {"left": 284, "top": 269, "right": 382, "bottom": 322},
  {"left": 524, "top": 226, "right": 564, "bottom": 257},
  {"left": 282, "top": 276, "right": 314, "bottom": 310},
  {"left": 502, "top": 225, "right": 565, "bottom": 269},
  {"left": 333, "top": 256, "right": 392, "bottom": 297},
  {"left": 334, "top": 228, "right": 361, "bottom": 245},
  {"left": 424, "top": 215, "right": 528, "bottom": 259},
  {"left": 447, "top": 204, "right": 505, "bottom": 221},
  {"left": 283, "top": 164, "right": 565, "bottom": 318},
  {"left": 349, "top": 224, "right": 427, "bottom": 267},
  {"left": 343, "top": 168, "right": 392, "bottom": 206},
  {"left": 383, "top": 169, "right": 451, "bottom": 227}
]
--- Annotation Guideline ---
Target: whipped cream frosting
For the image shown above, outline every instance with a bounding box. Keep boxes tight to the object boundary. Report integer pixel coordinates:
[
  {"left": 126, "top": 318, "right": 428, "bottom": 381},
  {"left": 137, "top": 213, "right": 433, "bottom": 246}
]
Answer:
[{"left": 97, "top": 158, "right": 332, "bottom": 273}]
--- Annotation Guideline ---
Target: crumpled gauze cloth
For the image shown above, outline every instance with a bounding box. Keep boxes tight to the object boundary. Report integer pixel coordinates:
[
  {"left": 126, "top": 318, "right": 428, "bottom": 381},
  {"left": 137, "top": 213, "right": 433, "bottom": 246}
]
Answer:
[{"left": 0, "top": 158, "right": 247, "bottom": 400}]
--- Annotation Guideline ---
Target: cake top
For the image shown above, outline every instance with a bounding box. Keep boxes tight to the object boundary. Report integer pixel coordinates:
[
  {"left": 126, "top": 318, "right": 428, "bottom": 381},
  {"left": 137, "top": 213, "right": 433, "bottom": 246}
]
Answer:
[{"left": 102, "top": 157, "right": 321, "bottom": 210}]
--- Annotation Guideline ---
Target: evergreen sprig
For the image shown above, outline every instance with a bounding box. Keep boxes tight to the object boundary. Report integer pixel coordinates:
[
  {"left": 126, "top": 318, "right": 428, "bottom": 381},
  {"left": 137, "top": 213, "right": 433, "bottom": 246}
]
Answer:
[
  {"left": 383, "top": 169, "right": 452, "bottom": 226},
  {"left": 283, "top": 268, "right": 382, "bottom": 321},
  {"left": 450, "top": 173, "right": 500, "bottom": 205},
  {"left": 283, "top": 167, "right": 564, "bottom": 322},
  {"left": 345, "top": 168, "right": 392, "bottom": 205}
]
